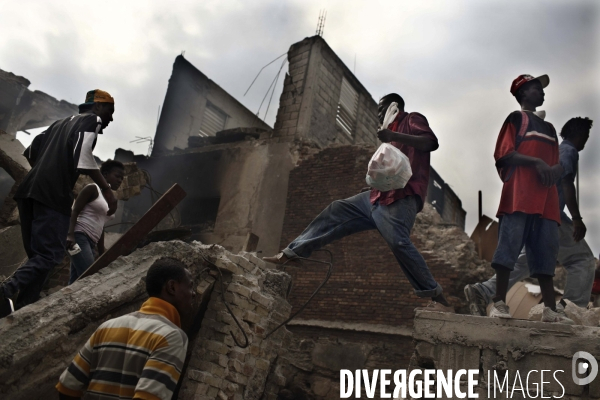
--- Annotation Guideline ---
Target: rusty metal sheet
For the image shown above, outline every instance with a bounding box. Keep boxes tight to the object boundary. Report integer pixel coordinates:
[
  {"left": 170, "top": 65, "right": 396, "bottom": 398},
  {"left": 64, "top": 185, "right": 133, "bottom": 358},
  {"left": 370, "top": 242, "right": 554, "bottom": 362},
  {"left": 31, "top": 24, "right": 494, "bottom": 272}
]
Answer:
[{"left": 76, "top": 183, "right": 187, "bottom": 281}]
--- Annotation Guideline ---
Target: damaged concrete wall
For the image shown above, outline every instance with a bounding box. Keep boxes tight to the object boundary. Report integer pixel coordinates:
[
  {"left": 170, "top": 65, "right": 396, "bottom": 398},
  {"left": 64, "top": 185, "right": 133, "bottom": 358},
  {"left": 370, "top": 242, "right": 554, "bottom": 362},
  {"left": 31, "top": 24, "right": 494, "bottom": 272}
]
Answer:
[
  {"left": 272, "top": 36, "right": 379, "bottom": 148},
  {"left": 0, "top": 241, "right": 292, "bottom": 400},
  {"left": 0, "top": 69, "right": 77, "bottom": 136},
  {"left": 153, "top": 55, "right": 271, "bottom": 155},
  {"left": 122, "top": 139, "right": 296, "bottom": 257},
  {"left": 263, "top": 324, "right": 415, "bottom": 400},
  {"left": 411, "top": 311, "right": 600, "bottom": 399}
]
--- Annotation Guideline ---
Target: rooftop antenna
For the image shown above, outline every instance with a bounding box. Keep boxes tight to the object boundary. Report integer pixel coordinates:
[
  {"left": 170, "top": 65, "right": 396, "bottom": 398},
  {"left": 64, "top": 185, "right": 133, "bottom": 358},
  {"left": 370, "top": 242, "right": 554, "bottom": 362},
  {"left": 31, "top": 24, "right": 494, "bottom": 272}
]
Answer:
[
  {"left": 316, "top": 9, "right": 327, "bottom": 37},
  {"left": 130, "top": 136, "right": 154, "bottom": 157}
]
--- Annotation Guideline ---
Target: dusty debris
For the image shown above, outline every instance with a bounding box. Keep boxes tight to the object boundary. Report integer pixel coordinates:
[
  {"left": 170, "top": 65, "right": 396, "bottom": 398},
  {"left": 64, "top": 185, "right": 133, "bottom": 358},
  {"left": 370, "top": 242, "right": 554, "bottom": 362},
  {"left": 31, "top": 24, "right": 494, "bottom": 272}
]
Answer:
[
  {"left": 530, "top": 299, "right": 600, "bottom": 326},
  {"left": 413, "top": 202, "right": 493, "bottom": 311}
]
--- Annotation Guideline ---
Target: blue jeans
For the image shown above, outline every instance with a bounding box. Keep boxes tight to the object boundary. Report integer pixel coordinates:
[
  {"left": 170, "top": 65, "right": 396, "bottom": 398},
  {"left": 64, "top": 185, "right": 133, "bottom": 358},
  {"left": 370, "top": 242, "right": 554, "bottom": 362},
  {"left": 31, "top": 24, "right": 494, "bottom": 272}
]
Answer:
[
  {"left": 491, "top": 212, "right": 559, "bottom": 277},
  {"left": 69, "top": 232, "right": 97, "bottom": 284},
  {"left": 283, "top": 192, "right": 442, "bottom": 298},
  {"left": 479, "top": 216, "right": 594, "bottom": 307},
  {"left": 4, "top": 199, "right": 69, "bottom": 309}
]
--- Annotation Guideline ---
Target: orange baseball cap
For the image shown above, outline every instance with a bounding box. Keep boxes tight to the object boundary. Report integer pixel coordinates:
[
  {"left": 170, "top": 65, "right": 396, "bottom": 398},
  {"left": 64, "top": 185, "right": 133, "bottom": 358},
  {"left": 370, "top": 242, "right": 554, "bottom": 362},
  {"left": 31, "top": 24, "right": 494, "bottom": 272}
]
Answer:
[{"left": 79, "top": 89, "right": 114, "bottom": 107}]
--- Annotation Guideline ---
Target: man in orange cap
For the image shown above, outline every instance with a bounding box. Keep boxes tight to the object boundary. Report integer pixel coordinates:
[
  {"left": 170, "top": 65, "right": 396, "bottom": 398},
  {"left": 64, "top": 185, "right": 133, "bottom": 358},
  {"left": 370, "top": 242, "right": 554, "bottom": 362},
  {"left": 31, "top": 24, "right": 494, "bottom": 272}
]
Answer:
[{"left": 0, "top": 89, "right": 117, "bottom": 317}]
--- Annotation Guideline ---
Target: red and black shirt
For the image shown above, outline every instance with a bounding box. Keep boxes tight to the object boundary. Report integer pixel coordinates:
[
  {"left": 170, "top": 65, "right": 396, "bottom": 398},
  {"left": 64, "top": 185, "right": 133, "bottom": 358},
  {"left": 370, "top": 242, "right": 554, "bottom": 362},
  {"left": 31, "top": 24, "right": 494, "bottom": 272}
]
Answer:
[
  {"left": 370, "top": 112, "right": 438, "bottom": 211},
  {"left": 494, "top": 111, "right": 560, "bottom": 223}
]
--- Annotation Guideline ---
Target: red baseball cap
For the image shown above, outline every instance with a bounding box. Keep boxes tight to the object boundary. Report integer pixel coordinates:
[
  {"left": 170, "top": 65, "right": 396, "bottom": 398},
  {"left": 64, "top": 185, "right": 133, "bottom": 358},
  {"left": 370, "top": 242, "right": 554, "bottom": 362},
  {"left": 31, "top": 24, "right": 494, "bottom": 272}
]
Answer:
[{"left": 510, "top": 74, "right": 549, "bottom": 96}]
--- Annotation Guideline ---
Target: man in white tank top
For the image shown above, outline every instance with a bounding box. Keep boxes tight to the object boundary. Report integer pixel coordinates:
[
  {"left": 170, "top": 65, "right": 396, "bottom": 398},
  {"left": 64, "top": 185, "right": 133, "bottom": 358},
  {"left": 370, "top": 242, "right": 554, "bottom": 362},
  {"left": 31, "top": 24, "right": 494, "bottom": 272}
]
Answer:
[{"left": 66, "top": 160, "right": 125, "bottom": 283}]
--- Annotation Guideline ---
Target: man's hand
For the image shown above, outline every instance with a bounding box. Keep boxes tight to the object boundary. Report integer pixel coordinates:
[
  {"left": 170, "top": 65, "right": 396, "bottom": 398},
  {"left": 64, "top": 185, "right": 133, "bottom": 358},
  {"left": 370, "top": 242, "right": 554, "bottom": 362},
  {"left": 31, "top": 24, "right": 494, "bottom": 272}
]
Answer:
[
  {"left": 534, "top": 160, "right": 555, "bottom": 187},
  {"left": 550, "top": 164, "right": 563, "bottom": 183},
  {"left": 573, "top": 219, "right": 587, "bottom": 242},
  {"left": 66, "top": 232, "right": 76, "bottom": 250},
  {"left": 102, "top": 188, "right": 118, "bottom": 216},
  {"left": 377, "top": 129, "right": 398, "bottom": 143}
]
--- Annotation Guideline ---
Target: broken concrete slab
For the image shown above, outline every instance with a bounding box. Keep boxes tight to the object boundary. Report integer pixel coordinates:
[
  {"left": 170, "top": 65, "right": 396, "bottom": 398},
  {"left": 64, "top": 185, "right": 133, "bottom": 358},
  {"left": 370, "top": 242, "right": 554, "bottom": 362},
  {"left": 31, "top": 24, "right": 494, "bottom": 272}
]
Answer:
[
  {"left": 0, "top": 69, "right": 77, "bottom": 136},
  {"left": 0, "top": 240, "right": 292, "bottom": 400},
  {"left": 411, "top": 311, "right": 600, "bottom": 399},
  {"left": 0, "top": 130, "right": 29, "bottom": 181},
  {"left": 0, "top": 129, "right": 30, "bottom": 226}
]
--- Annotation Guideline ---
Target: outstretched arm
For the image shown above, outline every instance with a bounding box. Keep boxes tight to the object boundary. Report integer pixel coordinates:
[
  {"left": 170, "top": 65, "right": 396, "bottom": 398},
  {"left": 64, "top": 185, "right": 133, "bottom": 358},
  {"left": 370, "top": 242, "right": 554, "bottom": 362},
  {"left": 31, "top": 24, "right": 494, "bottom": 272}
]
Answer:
[{"left": 377, "top": 129, "right": 439, "bottom": 152}]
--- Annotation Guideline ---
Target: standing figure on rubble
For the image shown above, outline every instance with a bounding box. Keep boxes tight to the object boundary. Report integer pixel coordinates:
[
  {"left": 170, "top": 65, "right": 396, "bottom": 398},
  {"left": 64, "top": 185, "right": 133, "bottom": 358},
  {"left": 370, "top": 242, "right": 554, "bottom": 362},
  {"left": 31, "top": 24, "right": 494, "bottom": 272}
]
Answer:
[
  {"left": 484, "top": 74, "right": 573, "bottom": 324},
  {"left": 67, "top": 160, "right": 125, "bottom": 284},
  {"left": 263, "top": 93, "right": 455, "bottom": 313},
  {"left": 0, "top": 90, "right": 118, "bottom": 318},
  {"left": 465, "top": 116, "right": 594, "bottom": 315},
  {"left": 56, "top": 258, "right": 195, "bottom": 400}
]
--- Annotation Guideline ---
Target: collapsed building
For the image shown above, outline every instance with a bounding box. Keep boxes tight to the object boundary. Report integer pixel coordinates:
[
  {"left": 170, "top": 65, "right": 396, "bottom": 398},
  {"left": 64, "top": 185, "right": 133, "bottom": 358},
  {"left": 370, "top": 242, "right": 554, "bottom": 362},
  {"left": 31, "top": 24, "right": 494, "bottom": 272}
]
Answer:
[{"left": 0, "top": 35, "right": 598, "bottom": 400}]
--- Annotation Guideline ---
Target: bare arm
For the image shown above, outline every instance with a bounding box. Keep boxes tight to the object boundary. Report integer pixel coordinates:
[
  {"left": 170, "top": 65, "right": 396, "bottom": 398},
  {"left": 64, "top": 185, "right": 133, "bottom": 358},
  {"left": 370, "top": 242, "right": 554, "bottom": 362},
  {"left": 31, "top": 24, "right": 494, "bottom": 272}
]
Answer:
[
  {"left": 562, "top": 178, "right": 586, "bottom": 241},
  {"left": 377, "top": 129, "right": 439, "bottom": 152},
  {"left": 81, "top": 169, "right": 117, "bottom": 215},
  {"left": 66, "top": 185, "right": 99, "bottom": 250},
  {"left": 498, "top": 153, "right": 563, "bottom": 187}
]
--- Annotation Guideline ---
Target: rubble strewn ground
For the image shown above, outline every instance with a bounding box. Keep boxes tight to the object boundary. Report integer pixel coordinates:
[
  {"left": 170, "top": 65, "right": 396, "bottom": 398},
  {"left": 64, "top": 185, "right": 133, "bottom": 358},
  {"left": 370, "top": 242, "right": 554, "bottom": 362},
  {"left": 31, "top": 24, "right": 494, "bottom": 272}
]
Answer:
[{"left": 0, "top": 241, "right": 293, "bottom": 400}]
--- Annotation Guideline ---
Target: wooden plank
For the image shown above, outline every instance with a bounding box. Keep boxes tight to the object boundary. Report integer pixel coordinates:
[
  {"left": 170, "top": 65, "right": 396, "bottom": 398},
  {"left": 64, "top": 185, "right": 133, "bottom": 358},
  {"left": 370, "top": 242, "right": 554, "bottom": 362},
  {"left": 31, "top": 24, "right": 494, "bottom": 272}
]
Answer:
[{"left": 76, "top": 183, "right": 187, "bottom": 281}]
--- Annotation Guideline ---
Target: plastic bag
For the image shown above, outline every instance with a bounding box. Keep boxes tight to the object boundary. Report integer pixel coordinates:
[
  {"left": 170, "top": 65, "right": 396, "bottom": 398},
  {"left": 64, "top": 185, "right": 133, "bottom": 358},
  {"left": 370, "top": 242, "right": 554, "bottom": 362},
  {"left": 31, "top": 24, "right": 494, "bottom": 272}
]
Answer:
[
  {"left": 381, "top": 102, "right": 400, "bottom": 130},
  {"left": 366, "top": 102, "right": 412, "bottom": 191},
  {"left": 366, "top": 143, "right": 412, "bottom": 191}
]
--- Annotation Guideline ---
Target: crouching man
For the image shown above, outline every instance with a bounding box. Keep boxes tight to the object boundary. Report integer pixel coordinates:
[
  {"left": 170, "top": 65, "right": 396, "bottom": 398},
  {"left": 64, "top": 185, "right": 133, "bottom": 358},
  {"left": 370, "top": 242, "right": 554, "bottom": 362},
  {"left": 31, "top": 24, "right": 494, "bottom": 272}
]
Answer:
[{"left": 263, "top": 93, "right": 454, "bottom": 312}]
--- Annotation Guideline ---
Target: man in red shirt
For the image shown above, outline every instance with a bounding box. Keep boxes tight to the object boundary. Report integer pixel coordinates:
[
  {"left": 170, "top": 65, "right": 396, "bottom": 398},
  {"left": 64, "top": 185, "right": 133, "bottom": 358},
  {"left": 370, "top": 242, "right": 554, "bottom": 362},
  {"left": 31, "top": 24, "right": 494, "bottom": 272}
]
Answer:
[
  {"left": 264, "top": 93, "right": 454, "bottom": 313},
  {"left": 488, "top": 74, "right": 573, "bottom": 324}
]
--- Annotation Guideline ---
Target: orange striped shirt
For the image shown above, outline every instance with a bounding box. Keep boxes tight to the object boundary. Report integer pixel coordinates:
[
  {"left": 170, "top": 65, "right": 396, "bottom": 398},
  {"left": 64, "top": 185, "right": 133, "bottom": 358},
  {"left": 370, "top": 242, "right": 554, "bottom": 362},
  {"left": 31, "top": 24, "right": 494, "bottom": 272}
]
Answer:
[{"left": 56, "top": 297, "right": 188, "bottom": 400}]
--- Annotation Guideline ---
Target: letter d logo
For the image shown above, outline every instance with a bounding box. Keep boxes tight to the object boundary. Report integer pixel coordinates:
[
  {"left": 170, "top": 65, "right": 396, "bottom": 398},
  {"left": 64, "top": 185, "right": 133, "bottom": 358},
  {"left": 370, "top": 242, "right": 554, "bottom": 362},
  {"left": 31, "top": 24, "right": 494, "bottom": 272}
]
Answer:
[{"left": 572, "top": 351, "right": 598, "bottom": 385}]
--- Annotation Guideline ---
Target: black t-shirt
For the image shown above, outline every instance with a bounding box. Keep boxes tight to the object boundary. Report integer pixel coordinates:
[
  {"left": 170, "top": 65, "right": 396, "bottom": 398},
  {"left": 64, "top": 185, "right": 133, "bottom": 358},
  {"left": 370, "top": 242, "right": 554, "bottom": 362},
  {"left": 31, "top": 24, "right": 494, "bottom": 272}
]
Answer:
[{"left": 15, "top": 114, "right": 102, "bottom": 215}]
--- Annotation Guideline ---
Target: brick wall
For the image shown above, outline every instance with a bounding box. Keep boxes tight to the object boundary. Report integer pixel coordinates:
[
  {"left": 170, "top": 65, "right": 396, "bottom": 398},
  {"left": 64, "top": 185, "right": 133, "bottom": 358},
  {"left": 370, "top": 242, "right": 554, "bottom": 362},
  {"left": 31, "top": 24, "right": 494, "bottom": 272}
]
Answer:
[
  {"left": 279, "top": 145, "right": 460, "bottom": 328},
  {"left": 272, "top": 36, "right": 379, "bottom": 148},
  {"left": 265, "top": 326, "right": 415, "bottom": 400}
]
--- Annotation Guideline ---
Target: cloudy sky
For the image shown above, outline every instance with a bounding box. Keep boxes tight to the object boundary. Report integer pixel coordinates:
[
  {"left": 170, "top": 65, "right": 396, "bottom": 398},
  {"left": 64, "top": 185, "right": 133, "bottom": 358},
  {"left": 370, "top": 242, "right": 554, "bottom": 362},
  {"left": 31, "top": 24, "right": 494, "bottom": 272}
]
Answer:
[{"left": 2, "top": 0, "right": 599, "bottom": 254}]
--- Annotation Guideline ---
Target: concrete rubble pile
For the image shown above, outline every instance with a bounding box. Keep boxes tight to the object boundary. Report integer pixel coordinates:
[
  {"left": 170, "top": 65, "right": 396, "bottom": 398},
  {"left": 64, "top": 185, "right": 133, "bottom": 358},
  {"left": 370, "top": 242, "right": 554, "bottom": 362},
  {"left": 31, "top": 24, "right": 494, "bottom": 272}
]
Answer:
[
  {"left": 412, "top": 202, "right": 494, "bottom": 311},
  {"left": 0, "top": 240, "right": 294, "bottom": 400}
]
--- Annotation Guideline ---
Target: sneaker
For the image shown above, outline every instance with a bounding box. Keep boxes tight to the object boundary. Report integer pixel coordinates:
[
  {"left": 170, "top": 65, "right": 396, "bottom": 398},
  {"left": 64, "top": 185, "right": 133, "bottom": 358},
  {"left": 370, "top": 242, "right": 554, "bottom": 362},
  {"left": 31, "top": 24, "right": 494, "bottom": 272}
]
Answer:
[
  {"left": 262, "top": 252, "right": 299, "bottom": 266},
  {"left": 541, "top": 307, "right": 575, "bottom": 325},
  {"left": 489, "top": 301, "right": 512, "bottom": 319},
  {"left": 0, "top": 291, "right": 14, "bottom": 319},
  {"left": 464, "top": 284, "right": 489, "bottom": 316},
  {"left": 414, "top": 301, "right": 455, "bottom": 313}
]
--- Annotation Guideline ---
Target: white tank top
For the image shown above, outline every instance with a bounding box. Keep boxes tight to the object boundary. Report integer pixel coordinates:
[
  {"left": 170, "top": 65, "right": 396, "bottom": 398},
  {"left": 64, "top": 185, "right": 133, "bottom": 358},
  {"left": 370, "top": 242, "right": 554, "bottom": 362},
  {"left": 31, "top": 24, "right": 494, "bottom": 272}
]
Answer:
[{"left": 74, "top": 184, "right": 115, "bottom": 243}]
